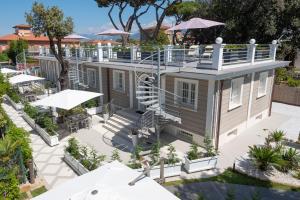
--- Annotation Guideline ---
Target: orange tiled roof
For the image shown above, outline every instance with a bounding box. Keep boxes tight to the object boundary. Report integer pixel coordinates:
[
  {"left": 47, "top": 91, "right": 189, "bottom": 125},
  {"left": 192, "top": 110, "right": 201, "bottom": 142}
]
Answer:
[{"left": 0, "top": 33, "right": 79, "bottom": 43}]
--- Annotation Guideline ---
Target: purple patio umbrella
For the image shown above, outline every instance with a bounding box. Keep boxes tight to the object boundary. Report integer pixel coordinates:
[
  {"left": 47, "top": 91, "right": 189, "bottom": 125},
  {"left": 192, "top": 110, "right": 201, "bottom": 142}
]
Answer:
[
  {"left": 167, "top": 17, "right": 225, "bottom": 31},
  {"left": 97, "top": 29, "right": 131, "bottom": 36}
]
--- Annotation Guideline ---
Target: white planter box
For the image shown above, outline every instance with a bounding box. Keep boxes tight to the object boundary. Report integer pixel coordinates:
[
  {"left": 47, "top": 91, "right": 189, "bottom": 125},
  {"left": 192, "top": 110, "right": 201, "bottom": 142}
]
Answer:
[
  {"left": 64, "top": 152, "right": 89, "bottom": 175},
  {"left": 86, "top": 106, "right": 102, "bottom": 115},
  {"left": 136, "top": 162, "right": 182, "bottom": 179},
  {"left": 184, "top": 156, "right": 218, "bottom": 173},
  {"left": 4, "top": 95, "right": 23, "bottom": 110},
  {"left": 22, "top": 112, "right": 59, "bottom": 147}
]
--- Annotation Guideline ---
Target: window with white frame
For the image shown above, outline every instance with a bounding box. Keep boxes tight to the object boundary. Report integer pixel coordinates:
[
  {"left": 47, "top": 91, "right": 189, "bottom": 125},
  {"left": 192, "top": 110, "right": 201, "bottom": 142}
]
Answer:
[
  {"left": 229, "top": 77, "right": 244, "bottom": 110},
  {"left": 87, "top": 68, "right": 96, "bottom": 88},
  {"left": 257, "top": 71, "right": 268, "bottom": 97},
  {"left": 113, "top": 70, "right": 125, "bottom": 92},
  {"left": 175, "top": 78, "right": 198, "bottom": 110}
]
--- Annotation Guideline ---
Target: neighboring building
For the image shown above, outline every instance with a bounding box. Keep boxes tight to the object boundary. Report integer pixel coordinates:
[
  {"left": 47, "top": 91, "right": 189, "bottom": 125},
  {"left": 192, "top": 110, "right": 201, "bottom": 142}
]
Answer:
[
  {"left": 140, "top": 24, "right": 174, "bottom": 43},
  {"left": 35, "top": 38, "right": 289, "bottom": 148},
  {"left": 32, "top": 161, "right": 179, "bottom": 200},
  {"left": 86, "top": 40, "right": 121, "bottom": 46},
  {"left": 0, "top": 24, "right": 79, "bottom": 52}
]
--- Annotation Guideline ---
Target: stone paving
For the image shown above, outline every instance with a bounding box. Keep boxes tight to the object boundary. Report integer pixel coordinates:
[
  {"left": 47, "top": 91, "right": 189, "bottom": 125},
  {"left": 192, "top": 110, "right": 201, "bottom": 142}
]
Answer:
[{"left": 1, "top": 101, "right": 77, "bottom": 189}]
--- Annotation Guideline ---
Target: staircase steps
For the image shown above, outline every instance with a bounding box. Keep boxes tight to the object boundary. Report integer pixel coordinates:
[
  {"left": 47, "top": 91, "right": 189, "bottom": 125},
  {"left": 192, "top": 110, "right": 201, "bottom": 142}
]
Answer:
[
  {"left": 136, "top": 95, "right": 158, "bottom": 100},
  {"left": 139, "top": 99, "right": 158, "bottom": 106},
  {"left": 136, "top": 91, "right": 158, "bottom": 95}
]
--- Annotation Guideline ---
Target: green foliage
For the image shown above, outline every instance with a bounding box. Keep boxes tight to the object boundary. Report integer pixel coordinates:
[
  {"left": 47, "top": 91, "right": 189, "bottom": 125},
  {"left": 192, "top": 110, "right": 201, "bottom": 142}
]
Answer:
[
  {"left": 287, "top": 77, "right": 300, "bottom": 87},
  {"left": 277, "top": 148, "right": 300, "bottom": 173},
  {"left": 0, "top": 52, "right": 9, "bottom": 62},
  {"left": 149, "top": 142, "right": 160, "bottom": 165},
  {"left": 268, "top": 130, "right": 285, "bottom": 144},
  {"left": 7, "top": 39, "right": 28, "bottom": 64},
  {"left": 187, "top": 143, "right": 199, "bottom": 160},
  {"left": 84, "top": 99, "right": 98, "bottom": 108},
  {"left": 0, "top": 168, "right": 20, "bottom": 200},
  {"left": 197, "top": 193, "right": 205, "bottom": 200},
  {"left": 248, "top": 145, "right": 281, "bottom": 171},
  {"left": 6, "top": 127, "right": 32, "bottom": 163},
  {"left": 250, "top": 191, "right": 261, "bottom": 200},
  {"left": 24, "top": 103, "right": 39, "bottom": 119},
  {"left": 132, "top": 145, "right": 142, "bottom": 161},
  {"left": 66, "top": 137, "right": 80, "bottom": 159},
  {"left": 0, "top": 113, "right": 7, "bottom": 129},
  {"left": 204, "top": 136, "right": 217, "bottom": 157},
  {"left": 31, "top": 186, "right": 47, "bottom": 197},
  {"left": 166, "top": 144, "right": 180, "bottom": 165},
  {"left": 37, "top": 115, "right": 58, "bottom": 135},
  {"left": 275, "top": 68, "right": 289, "bottom": 84},
  {"left": 6, "top": 87, "right": 21, "bottom": 103},
  {"left": 0, "top": 137, "right": 18, "bottom": 167},
  {"left": 111, "top": 149, "right": 122, "bottom": 162}
]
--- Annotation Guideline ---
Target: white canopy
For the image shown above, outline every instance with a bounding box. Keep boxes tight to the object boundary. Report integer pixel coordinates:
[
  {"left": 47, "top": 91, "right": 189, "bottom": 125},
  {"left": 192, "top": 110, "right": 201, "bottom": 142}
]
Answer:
[
  {"left": 9, "top": 74, "right": 45, "bottom": 85},
  {"left": 31, "top": 89, "right": 103, "bottom": 110},
  {"left": 64, "top": 33, "right": 89, "bottom": 40},
  {"left": 32, "top": 161, "right": 179, "bottom": 200},
  {"left": 0, "top": 68, "right": 20, "bottom": 74}
]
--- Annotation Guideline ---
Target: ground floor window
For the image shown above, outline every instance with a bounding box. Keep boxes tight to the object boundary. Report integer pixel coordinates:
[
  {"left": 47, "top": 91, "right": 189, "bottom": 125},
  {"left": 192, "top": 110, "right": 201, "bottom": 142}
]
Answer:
[
  {"left": 87, "top": 68, "right": 96, "bottom": 88},
  {"left": 113, "top": 70, "right": 125, "bottom": 92}
]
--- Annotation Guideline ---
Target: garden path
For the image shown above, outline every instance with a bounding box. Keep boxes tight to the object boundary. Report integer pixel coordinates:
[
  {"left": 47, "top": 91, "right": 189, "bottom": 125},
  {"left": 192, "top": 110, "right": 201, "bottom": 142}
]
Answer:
[{"left": 1, "top": 100, "right": 77, "bottom": 189}]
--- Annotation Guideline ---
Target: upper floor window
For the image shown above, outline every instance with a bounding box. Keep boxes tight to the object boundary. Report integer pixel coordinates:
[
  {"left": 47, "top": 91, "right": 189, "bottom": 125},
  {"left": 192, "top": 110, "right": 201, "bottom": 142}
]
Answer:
[
  {"left": 87, "top": 68, "right": 96, "bottom": 88},
  {"left": 113, "top": 70, "right": 125, "bottom": 92},
  {"left": 257, "top": 71, "right": 268, "bottom": 97},
  {"left": 175, "top": 78, "right": 198, "bottom": 110},
  {"left": 229, "top": 77, "right": 244, "bottom": 110}
]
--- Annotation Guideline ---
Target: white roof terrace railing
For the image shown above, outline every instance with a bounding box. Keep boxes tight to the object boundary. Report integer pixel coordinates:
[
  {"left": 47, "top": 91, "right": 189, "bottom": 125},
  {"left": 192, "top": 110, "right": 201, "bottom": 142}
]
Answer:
[{"left": 34, "top": 38, "right": 278, "bottom": 71}]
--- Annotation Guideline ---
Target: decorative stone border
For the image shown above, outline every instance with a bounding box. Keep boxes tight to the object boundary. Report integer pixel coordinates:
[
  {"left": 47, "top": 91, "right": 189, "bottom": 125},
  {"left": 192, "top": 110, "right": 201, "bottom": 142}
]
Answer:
[
  {"left": 184, "top": 156, "right": 218, "bottom": 173},
  {"left": 64, "top": 152, "right": 89, "bottom": 175},
  {"left": 22, "top": 112, "right": 59, "bottom": 147},
  {"left": 235, "top": 155, "right": 300, "bottom": 187},
  {"left": 4, "top": 95, "right": 23, "bottom": 111}
]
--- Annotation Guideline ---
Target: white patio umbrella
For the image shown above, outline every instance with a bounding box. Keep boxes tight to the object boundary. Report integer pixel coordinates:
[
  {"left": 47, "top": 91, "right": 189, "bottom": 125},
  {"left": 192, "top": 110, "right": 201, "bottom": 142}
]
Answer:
[
  {"left": 31, "top": 89, "right": 103, "bottom": 110},
  {"left": 9, "top": 74, "right": 45, "bottom": 85},
  {"left": 97, "top": 28, "right": 131, "bottom": 36},
  {"left": 167, "top": 17, "right": 225, "bottom": 31},
  {"left": 64, "top": 33, "right": 89, "bottom": 40}
]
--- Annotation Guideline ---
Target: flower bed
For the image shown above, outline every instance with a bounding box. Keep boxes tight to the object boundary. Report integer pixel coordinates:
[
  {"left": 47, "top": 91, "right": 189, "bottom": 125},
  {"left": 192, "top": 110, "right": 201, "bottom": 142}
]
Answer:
[
  {"left": 4, "top": 95, "right": 23, "bottom": 110},
  {"left": 64, "top": 151, "right": 89, "bottom": 175},
  {"left": 184, "top": 156, "right": 218, "bottom": 173},
  {"left": 22, "top": 112, "right": 59, "bottom": 147}
]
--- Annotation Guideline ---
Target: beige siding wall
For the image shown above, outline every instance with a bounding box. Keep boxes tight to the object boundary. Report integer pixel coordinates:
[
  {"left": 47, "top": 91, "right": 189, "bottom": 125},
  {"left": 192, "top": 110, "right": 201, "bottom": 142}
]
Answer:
[
  {"left": 250, "top": 70, "right": 274, "bottom": 117},
  {"left": 219, "top": 74, "right": 251, "bottom": 135},
  {"left": 165, "top": 76, "right": 208, "bottom": 137},
  {"left": 109, "top": 68, "right": 130, "bottom": 108}
]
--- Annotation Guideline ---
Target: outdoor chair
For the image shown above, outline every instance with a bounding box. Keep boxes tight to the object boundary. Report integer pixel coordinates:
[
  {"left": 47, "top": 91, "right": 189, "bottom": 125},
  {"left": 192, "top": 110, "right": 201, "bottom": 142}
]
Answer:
[{"left": 67, "top": 121, "right": 79, "bottom": 133}]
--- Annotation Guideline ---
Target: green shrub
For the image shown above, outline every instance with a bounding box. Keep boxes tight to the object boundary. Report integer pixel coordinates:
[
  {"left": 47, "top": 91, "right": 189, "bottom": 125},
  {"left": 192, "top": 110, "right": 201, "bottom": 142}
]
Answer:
[
  {"left": 277, "top": 148, "right": 300, "bottom": 173},
  {"left": 268, "top": 130, "right": 285, "bottom": 144},
  {"left": 24, "top": 103, "right": 39, "bottom": 119},
  {"left": 111, "top": 149, "right": 122, "bottom": 162},
  {"left": 84, "top": 99, "right": 98, "bottom": 108},
  {"left": 187, "top": 143, "right": 200, "bottom": 160},
  {"left": 6, "top": 87, "right": 21, "bottom": 103},
  {"left": 287, "top": 77, "right": 300, "bottom": 87},
  {"left": 166, "top": 144, "right": 180, "bottom": 165},
  {"left": 0, "top": 168, "right": 20, "bottom": 200},
  {"left": 66, "top": 137, "right": 80, "bottom": 159},
  {"left": 0, "top": 52, "right": 9, "bottom": 62},
  {"left": 149, "top": 142, "right": 160, "bottom": 165},
  {"left": 204, "top": 136, "right": 217, "bottom": 157},
  {"left": 31, "top": 186, "right": 47, "bottom": 197},
  {"left": 248, "top": 145, "right": 282, "bottom": 171},
  {"left": 275, "top": 68, "right": 289, "bottom": 84}
]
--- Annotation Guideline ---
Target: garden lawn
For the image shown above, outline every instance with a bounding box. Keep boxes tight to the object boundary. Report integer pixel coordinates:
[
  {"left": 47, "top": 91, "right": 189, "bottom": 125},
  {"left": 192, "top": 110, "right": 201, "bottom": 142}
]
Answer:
[
  {"left": 31, "top": 186, "right": 47, "bottom": 197},
  {"left": 164, "top": 168, "right": 300, "bottom": 192}
]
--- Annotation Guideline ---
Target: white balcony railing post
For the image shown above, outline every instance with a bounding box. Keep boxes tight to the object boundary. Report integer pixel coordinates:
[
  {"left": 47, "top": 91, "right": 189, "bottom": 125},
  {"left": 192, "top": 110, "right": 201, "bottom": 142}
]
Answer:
[
  {"left": 107, "top": 43, "right": 113, "bottom": 59},
  {"left": 247, "top": 39, "right": 257, "bottom": 64},
  {"left": 212, "top": 37, "right": 225, "bottom": 70},
  {"left": 65, "top": 46, "right": 70, "bottom": 58},
  {"left": 45, "top": 47, "right": 50, "bottom": 56},
  {"left": 97, "top": 43, "right": 104, "bottom": 62},
  {"left": 38, "top": 45, "right": 43, "bottom": 56},
  {"left": 164, "top": 45, "right": 173, "bottom": 63},
  {"left": 269, "top": 40, "right": 278, "bottom": 61},
  {"left": 131, "top": 45, "right": 137, "bottom": 62}
]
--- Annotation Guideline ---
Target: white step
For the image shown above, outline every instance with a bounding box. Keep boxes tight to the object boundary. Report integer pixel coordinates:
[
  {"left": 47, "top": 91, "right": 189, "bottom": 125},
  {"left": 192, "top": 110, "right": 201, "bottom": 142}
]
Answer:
[
  {"left": 147, "top": 103, "right": 160, "bottom": 110},
  {"left": 156, "top": 110, "right": 181, "bottom": 124},
  {"left": 137, "top": 86, "right": 153, "bottom": 89},
  {"left": 136, "top": 95, "right": 158, "bottom": 100},
  {"left": 136, "top": 91, "right": 158, "bottom": 95},
  {"left": 140, "top": 99, "right": 158, "bottom": 106}
]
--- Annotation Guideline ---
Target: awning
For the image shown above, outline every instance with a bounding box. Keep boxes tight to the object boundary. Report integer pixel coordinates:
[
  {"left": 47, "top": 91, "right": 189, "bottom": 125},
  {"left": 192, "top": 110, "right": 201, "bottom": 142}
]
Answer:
[
  {"left": 32, "top": 161, "right": 179, "bottom": 200},
  {"left": 167, "top": 17, "right": 225, "bottom": 31},
  {"left": 97, "top": 29, "right": 131, "bottom": 36},
  {"left": 1, "top": 68, "right": 21, "bottom": 74},
  {"left": 9, "top": 74, "right": 45, "bottom": 85},
  {"left": 31, "top": 89, "right": 103, "bottom": 110}
]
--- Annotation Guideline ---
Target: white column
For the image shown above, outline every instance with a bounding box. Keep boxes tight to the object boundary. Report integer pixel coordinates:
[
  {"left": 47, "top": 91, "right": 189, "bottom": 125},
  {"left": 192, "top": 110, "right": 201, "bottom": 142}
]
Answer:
[
  {"left": 129, "top": 71, "right": 134, "bottom": 109},
  {"left": 107, "top": 43, "right": 112, "bottom": 59},
  {"left": 45, "top": 47, "right": 50, "bottom": 56},
  {"left": 98, "top": 67, "right": 103, "bottom": 104},
  {"left": 65, "top": 46, "right": 70, "bottom": 58},
  {"left": 205, "top": 79, "right": 215, "bottom": 136},
  {"left": 97, "top": 43, "right": 103, "bottom": 62},
  {"left": 212, "top": 37, "right": 225, "bottom": 70},
  {"left": 164, "top": 45, "right": 173, "bottom": 63},
  {"left": 131, "top": 46, "right": 137, "bottom": 62},
  {"left": 38, "top": 45, "right": 43, "bottom": 56},
  {"left": 246, "top": 72, "right": 255, "bottom": 126},
  {"left": 247, "top": 39, "right": 257, "bottom": 64},
  {"left": 269, "top": 40, "right": 278, "bottom": 61}
]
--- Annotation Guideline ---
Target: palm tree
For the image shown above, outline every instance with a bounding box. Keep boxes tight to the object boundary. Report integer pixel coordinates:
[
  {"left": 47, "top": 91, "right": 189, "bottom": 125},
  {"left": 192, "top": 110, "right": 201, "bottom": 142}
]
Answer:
[{"left": 0, "top": 137, "right": 18, "bottom": 168}]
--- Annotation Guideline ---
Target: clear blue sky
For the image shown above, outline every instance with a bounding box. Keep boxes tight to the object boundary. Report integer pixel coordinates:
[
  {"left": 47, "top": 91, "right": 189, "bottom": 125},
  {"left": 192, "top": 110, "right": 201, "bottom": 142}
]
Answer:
[{"left": 0, "top": 0, "right": 172, "bottom": 35}]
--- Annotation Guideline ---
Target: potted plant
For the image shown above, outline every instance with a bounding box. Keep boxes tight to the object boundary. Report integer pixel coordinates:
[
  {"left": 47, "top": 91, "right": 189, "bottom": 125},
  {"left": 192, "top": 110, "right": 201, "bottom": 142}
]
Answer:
[
  {"left": 130, "top": 128, "right": 139, "bottom": 147},
  {"left": 102, "top": 104, "right": 110, "bottom": 123},
  {"left": 184, "top": 136, "right": 218, "bottom": 173}
]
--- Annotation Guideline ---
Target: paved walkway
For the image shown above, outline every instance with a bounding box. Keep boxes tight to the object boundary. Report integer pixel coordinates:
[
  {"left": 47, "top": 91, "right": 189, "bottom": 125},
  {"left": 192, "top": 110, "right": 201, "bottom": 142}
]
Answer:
[
  {"left": 166, "top": 181, "right": 300, "bottom": 200},
  {"left": 1, "top": 101, "right": 77, "bottom": 189}
]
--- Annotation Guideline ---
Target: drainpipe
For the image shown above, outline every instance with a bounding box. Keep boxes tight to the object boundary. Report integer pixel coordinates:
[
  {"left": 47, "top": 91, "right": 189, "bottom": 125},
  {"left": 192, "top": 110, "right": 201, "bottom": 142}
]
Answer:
[{"left": 215, "top": 80, "right": 224, "bottom": 150}]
